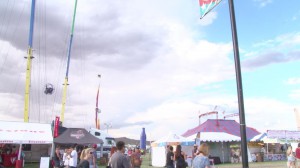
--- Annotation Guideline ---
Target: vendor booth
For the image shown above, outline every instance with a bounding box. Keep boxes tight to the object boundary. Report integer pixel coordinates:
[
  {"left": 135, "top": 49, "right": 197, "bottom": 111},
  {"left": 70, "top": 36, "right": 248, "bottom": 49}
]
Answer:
[
  {"left": 249, "top": 130, "right": 300, "bottom": 162},
  {"left": 186, "top": 132, "right": 241, "bottom": 164},
  {"left": 150, "top": 132, "right": 194, "bottom": 167},
  {"left": 182, "top": 119, "right": 260, "bottom": 163},
  {"left": 0, "top": 121, "right": 53, "bottom": 167}
]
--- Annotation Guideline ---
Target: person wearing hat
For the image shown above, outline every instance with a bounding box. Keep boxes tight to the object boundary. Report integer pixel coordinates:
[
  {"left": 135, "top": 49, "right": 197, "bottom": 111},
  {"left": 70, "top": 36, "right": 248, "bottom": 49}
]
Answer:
[{"left": 90, "top": 144, "right": 98, "bottom": 168}]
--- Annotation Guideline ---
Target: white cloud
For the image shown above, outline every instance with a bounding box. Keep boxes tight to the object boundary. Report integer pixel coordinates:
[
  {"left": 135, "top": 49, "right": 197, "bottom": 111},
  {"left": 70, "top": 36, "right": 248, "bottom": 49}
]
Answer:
[
  {"left": 285, "top": 78, "right": 300, "bottom": 85},
  {"left": 254, "top": 0, "right": 273, "bottom": 7},
  {"left": 198, "top": 11, "right": 218, "bottom": 26},
  {"left": 244, "top": 98, "right": 296, "bottom": 131},
  {"left": 289, "top": 90, "right": 300, "bottom": 100}
]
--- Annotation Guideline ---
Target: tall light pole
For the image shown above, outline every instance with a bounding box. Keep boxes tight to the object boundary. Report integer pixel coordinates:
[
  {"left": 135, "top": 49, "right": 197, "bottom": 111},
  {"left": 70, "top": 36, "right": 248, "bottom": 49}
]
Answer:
[{"left": 104, "top": 123, "right": 112, "bottom": 133}]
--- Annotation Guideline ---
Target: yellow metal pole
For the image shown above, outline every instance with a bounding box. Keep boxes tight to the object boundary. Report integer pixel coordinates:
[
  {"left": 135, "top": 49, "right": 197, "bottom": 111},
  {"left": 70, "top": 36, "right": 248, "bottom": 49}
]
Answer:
[
  {"left": 60, "top": 78, "right": 68, "bottom": 123},
  {"left": 24, "top": 48, "right": 33, "bottom": 122},
  {"left": 24, "top": 0, "right": 36, "bottom": 122}
]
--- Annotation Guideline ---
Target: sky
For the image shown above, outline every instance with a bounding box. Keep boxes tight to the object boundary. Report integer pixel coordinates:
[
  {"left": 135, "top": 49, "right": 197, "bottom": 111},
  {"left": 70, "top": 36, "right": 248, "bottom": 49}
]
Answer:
[{"left": 0, "top": 0, "right": 300, "bottom": 140}]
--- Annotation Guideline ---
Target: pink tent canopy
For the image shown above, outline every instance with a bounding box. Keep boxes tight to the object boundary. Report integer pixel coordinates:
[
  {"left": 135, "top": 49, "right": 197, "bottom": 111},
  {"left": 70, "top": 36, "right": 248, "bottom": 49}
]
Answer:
[{"left": 182, "top": 119, "right": 260, "bottom": 140}]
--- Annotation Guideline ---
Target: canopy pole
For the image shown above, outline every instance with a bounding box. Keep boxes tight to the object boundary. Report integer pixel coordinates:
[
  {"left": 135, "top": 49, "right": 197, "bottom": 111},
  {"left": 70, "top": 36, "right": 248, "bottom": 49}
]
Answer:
[{"left": 18, "top": 143, "right": 22, "bottom": 160}]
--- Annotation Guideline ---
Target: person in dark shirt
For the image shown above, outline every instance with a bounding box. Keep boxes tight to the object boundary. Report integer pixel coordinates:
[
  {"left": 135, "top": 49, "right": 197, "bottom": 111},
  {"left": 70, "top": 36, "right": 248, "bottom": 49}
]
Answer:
[{"left": 166, "top": 146, "right": 174, "bottom": 168}]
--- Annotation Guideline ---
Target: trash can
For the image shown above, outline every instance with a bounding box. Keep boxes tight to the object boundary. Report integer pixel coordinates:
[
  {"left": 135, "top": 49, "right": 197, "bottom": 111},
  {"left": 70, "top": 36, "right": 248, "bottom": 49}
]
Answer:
[{"left": 15, "top": 159, "right": 23, "bottom": 168}]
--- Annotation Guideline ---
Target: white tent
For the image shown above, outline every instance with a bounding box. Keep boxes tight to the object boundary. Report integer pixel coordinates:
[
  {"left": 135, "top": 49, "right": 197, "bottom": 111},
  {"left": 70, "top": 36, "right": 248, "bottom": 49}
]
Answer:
[
  {"left": 186, "top": 132, "right": 241, "bottom": 142},
  {"left": 186, "top": 132, "right": 242, "bottom": 163},
  {"left": 151, "top": 133, "right": 194, "bottom": 167},
  {"left": 0, "top": 121, "right": 53, "bottom": 144}
]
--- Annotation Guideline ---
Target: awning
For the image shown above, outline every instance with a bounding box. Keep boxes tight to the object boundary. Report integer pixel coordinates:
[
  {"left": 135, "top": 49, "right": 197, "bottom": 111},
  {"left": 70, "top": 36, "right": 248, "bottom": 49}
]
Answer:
[
  {"left": 187, "top": 132, "right": 241, "bottom": 142},
  {"left": 54, "top": 128, "right": 103, "bottom": 144},
  {"left": 0, "top": 121, "right": 53, "bottom": 144},
  {"left": 250, "top": 133, "right": 267, "bottom": 142},
  {"left": 151, "top": 132, "right": 194, "bottom": 147}
]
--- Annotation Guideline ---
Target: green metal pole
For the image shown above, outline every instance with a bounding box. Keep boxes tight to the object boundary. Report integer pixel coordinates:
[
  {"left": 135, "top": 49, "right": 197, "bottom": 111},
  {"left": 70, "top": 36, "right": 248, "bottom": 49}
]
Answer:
[{"left": 60, "top": 0, "right": 78, "bottom": 123}]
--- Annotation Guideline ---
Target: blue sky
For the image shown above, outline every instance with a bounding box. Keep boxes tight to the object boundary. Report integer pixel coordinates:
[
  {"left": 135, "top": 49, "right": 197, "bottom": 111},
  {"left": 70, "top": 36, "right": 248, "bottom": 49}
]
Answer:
[{"left": 0, "top": 0, "right": 300, "bottom": 140}]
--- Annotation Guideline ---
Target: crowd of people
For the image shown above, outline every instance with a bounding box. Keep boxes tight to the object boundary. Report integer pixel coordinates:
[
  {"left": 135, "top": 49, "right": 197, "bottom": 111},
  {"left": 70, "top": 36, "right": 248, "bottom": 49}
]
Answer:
[
  {"left": 107, "top": 141, "right": 143, "bottom": 168},
  {"left": 165, "top": 143, "right": 211, "bottom": 168},
  {"left": 53, "top": 144, "right": 98, "bottom": 168},
  {"left": 53, "top": 141, "right": 143, "bottom": 168}
]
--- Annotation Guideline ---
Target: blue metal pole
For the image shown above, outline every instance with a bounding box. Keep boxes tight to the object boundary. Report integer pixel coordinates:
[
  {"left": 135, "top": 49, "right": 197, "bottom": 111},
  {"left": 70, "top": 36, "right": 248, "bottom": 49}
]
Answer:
[{"left": 28, "top": 0, "right": 36, "bottom": 47}]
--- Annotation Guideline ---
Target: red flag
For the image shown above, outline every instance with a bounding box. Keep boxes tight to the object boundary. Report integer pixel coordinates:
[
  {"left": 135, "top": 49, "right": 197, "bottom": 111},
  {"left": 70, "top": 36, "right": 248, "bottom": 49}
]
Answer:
[
  {"left": 95, "top": 87, "right": 100, "bottom": 129},
  {"left": 54, "top": 116, "right": 60, "bottom": 138}
]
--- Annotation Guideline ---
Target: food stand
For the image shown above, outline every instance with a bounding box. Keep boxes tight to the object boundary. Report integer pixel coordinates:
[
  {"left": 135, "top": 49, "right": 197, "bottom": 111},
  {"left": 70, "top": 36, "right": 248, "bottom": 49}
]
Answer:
[{"left": 0, "top": 121, "right": 53, "bottom": 167}]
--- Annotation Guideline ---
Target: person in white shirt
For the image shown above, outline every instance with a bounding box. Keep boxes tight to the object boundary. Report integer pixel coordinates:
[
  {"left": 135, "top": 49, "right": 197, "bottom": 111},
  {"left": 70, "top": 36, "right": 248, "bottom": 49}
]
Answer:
[
  {"left": 68, "top": 145, "right": 78, "bottom": 168},
  {"left": 63, "top": 148, "right": 70, "bottom": 168}
]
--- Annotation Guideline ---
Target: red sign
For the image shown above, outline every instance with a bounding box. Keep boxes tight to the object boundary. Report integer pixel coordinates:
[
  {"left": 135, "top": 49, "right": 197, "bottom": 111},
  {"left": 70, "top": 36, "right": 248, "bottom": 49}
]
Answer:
[{"left": 54, "top": 116, "right": 60, "bottom": 138}]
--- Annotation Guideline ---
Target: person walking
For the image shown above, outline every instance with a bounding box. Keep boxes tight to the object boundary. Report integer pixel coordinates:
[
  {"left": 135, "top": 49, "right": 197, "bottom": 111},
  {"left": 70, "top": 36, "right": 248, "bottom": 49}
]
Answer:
[
  {"left": 296, "top": 143, "right": 300, "bottom": 168},
  {"left": 192, "top": 143, "right": 211, "bottom": 168},
  {"left": 192, "top": 145, "right": 198, "bottom": 164},
  {"left": 53, "top": 146, "right": 62, "bottom": 168},
  {"left": 88, "top": 145, "right": 98, "bottom": 168},
  {"left": 131, "top": 147, "right": 142, "bottom": 168},
  {"left": 63, "top": 148, "right": 70, "bottom": 168},
  {"left": 69, "top": 145, "right": 78, "bottom": 168},
  {"left": 77, "top": 148, "right": 93, "bottom": 168},
  {"left": 287, "top": 146, "right": 296, "bottom": 168},
  {"left": 174, "top": 145, "right": 187, "bottom": 168},
  {"left": 166, "top": 146, "right": 174, "bottom": 168},
  {"left": 110, "top": 141, "right": 131, "bottom": 168}
]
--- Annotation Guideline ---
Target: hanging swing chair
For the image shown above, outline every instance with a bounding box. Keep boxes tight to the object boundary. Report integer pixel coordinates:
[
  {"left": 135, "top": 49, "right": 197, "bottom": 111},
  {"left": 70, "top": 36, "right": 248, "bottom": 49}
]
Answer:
[{"left": 44, "top": 83, "right": 54, "bottom": 95}]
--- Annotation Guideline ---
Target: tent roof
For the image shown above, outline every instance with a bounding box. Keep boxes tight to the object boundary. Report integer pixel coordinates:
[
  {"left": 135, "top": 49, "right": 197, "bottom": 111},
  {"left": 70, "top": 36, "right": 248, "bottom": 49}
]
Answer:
[
  {"left": 250, "top": 133, "right": 267, "bottom": 142},
  {"left": 151, "top": 132, "right": 194, "bottom": 147},
  {"left": 0, "top": 121, "right": 53, "bottom": 144},
  {"left": 187, "top": 132, "right": 241, "bottom": 142},
  {"left": 182, "top": 119, "right": 260, "bottom": 140},
  {"left": 54, "top": 128, "right": 103, "bottom": 144}
]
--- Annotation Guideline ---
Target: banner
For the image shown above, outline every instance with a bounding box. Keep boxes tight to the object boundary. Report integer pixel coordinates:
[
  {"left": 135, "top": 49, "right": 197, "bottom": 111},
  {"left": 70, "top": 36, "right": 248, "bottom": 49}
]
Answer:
[
  {"left": 267, "top": 130, "right": 300, "bottom": 140},
  {"left": 199, "top": 0, "right": 222, "bottom": 19},
  {"left": 54, "top": 116, "right": 60, "bottom": 138}
]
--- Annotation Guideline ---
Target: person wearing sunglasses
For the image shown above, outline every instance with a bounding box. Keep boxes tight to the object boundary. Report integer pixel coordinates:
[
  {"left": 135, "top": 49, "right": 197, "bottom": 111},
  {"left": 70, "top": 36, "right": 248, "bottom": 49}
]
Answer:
[{"left": 77, "top": 148, "right": 93, "bottom": 168}]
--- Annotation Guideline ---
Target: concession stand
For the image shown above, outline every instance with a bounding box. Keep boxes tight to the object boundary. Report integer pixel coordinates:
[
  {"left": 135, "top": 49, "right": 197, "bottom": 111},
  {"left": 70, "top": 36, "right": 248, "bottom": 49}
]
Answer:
[{"left": 0, "top": 121, "right": 53, "bottom": 167}]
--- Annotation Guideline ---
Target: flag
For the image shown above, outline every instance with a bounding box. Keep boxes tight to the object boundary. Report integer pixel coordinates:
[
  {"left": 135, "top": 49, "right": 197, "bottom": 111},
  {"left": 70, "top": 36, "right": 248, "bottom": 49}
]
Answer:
[
  {"left": 95, "top": 86, "right": 100, "bottom": 129},
  {"left": 54, "top": 116, "right": 60, "bottom": 138},
  {"left": 199, "top": 0, "right": 222, "bottom": 19}
]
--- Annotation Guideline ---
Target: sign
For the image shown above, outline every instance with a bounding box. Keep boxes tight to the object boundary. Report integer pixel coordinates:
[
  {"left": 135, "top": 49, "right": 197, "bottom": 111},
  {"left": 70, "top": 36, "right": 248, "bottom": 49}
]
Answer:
[
  {"left": 39, "top": 157, "right": 49, "bottom": 168},
  {"left": 70, "top": 130, "right": 85, "bottom": 139},
  {"left": 267, "top": 130, "right": 300, "bottom": 140}
]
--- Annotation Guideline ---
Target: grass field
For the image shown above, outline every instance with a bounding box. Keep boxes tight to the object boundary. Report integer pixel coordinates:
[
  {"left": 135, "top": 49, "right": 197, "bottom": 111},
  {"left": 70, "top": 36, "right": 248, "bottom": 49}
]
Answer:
[{"left": 23, "top": 154, "right": 287, "bottom": 168}]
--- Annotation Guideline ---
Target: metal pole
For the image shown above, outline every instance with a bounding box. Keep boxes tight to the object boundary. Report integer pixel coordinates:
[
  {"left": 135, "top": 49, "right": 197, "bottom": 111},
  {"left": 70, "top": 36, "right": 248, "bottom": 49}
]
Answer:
[
  {"left": 23, "top": 0, "right": 36, "bottom": 122},
  {"left": 227, "top": 0, "right": 248, "bottom": 167},
  {"left": 60, "top": 0, "right": 78, "bottom": 124}
]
